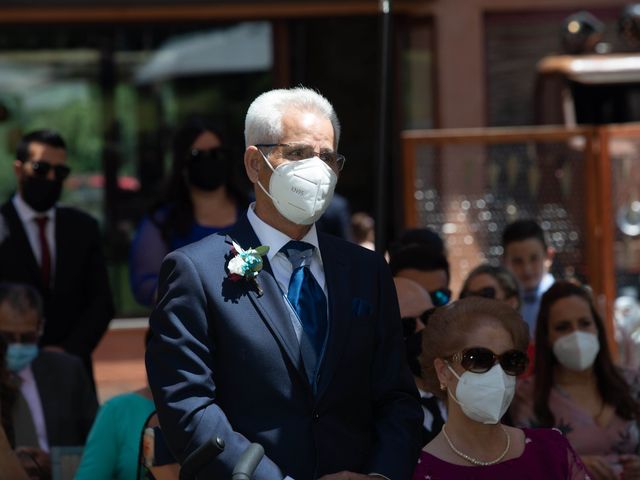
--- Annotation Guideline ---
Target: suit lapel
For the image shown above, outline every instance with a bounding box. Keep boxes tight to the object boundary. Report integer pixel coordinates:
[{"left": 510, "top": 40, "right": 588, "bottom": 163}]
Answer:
[
  {"left": 226, "top": 215, "right": 308, "bottom": 386},
  {"left": 1, "top": 202, "right": 43, "bottom": 288},
  {"left": 30, "top": 354, "right": 56, "bottom": 442},
  {"left": 316, "top": 235, "right": 351, "bottom": 400}
]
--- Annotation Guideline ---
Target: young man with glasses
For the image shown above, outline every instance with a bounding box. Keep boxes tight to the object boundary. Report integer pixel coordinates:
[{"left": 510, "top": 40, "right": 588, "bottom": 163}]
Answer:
[
  {"left": 147, "top": 87, "right": 422, "bottom": 480},
  {"left": 0, "top": 129, "right": 113, "bottom": 386}
]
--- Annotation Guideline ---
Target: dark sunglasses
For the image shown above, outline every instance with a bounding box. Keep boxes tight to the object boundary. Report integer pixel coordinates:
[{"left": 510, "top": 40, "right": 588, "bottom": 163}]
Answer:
[
  {"left": 188, "top": 147, "right": 229, "bottom": 163},
  {"left": 28, "top": 160, "right": 71, "bottom": 181},
  {"left": 0, "top": 330, "right": 39, "bottom": 344},
  {"left": 460, "top": 286, "right": 497, "bottom": 300},
  {"left": 430, "top": 288, "right": 452, "bottom": 307},
  {"left": 401, "top": 308, "right": 437, "bottom": 338},
  {"left": 448, "top": 346, "right": 529, "bottom": 376}
]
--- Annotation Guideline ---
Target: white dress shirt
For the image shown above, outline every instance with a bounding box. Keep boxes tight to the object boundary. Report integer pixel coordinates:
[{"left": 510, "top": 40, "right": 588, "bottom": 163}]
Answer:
[
  {"left": 17, "top": 364, "right": 49, "bottom": 452},
  {"left": 246, "top": 204, "right": 326, "bottom": 296},
  {"left": 12, "top": 194, "right": 56, "bottom": 281},
  {"left": 246, "top": 204, "right": 328, "bottom": 343}
]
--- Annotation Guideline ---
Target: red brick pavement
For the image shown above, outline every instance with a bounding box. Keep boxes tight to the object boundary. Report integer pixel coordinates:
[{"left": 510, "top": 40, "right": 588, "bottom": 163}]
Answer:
[{"left": 92, "top": 324, "right": 148, "bottom": 403}]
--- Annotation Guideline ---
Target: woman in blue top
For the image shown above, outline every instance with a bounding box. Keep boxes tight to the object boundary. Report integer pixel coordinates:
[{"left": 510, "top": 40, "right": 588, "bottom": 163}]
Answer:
[{"left": 130, "top": 116, "right": 248, "bottom": 306}]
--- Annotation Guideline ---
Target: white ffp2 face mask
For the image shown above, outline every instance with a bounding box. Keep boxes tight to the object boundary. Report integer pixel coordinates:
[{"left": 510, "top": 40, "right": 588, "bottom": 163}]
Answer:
[
  {"left": 553, "top": 331, "right": 600, "bottom": 371},
  {"left": 447, "top": 363, "right": 516, "bottom": 425},
  {"left": 257, "top": 152, "right": 337, "bottom": 225}
]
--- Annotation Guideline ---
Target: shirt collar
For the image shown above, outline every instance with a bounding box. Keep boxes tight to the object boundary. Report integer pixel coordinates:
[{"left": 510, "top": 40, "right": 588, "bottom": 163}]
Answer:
[
  {"left": 246, "top": 203, "right": 321, "bottom": 262},
  {"left": 417, "top": 387, "right": 435, "bottom": 399},
  {"left": 12, "top": 193, "right": 55, "bottom": 223},
  {"left": 522, "top": 272, "right": 555, "bottom": 299}
]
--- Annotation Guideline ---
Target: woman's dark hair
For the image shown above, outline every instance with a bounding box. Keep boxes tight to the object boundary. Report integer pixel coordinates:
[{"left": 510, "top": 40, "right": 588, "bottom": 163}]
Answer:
[
  {"left": 534, "top": 281, "right": 640, "bottom": 426},
  {"left": 154, "top": 115, "right": 248, "bottom": 243}
]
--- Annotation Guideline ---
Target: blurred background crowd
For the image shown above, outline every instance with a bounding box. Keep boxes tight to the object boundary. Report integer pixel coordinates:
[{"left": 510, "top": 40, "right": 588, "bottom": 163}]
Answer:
[{"left": 3, "top": 0, "right": 640, "bottom": 479}]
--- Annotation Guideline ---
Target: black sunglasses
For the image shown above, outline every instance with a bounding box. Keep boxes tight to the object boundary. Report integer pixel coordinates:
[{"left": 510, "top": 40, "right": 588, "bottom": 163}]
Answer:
[
  {"left": 460, "top": 286, "right": 497, "bottom": 300},
  {"left": 401, "top": 308, "right": 437, "bottom": 338},
  {"left": 448, "top": 346, "right": 529, "bottom": 376},
  {"left": 188, "top": 147, "right": 229, "bottom": 163},
  {"left": 29, "top": 160, "right": 71, "bottom": 181},
  {"left": 430, "top": 288, "right": 452, "bottom": 307}
]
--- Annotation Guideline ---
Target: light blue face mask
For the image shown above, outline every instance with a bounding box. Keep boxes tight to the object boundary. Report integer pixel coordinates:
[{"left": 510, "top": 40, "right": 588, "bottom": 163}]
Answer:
[{"left": 6, "top": 343, "right": 39, "bottom": 372}]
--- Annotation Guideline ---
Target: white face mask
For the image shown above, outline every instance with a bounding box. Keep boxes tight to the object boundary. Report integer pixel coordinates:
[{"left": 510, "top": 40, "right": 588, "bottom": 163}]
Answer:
[
  {"left": 553, "top": 331, "right": 600, "bottom": 371},
  {"left": 257, "top": 152, "right": 337, "bottom": 225},
  {"left": 447, "top": 363, "right": 516, "bottom": 425}
]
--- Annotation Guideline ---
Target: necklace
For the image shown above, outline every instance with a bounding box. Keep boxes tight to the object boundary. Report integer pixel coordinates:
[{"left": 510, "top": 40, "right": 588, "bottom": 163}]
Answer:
[{"left": 441, "top": 424, "right": 511, "bottom": 466}]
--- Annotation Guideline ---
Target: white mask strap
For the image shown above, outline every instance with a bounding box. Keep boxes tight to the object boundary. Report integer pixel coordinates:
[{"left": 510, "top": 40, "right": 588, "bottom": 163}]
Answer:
[
  {"left": 255, "top": 148, "right": 278, "bottom": 204},
  {"left": 445, "top": 362, "right": 463, "bottom": 406},
  {"left": 257, "top": 148, "right": 276, "bottom": 173},
  {"left": 446, "top": 362, "right": 462, "bottom": 380}
]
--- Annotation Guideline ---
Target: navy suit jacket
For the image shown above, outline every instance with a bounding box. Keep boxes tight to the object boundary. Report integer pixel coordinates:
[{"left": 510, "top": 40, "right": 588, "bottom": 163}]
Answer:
[{"left": 146, "top": 214, "right": 422, "bottom": 479}]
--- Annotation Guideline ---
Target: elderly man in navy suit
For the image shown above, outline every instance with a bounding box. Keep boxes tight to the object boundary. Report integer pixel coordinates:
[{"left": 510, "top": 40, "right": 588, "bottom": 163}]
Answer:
[{"left": 146, "top": 87, "right": 422, "bottom": 480}]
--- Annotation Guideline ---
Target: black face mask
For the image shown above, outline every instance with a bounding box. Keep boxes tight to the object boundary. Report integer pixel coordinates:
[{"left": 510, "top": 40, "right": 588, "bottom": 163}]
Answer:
[
  {"left": 21, "top": 176, "right": 63, "bottom": 212},
  {"left": 185, "top": 148, "right": 230, "bottom": 191}
]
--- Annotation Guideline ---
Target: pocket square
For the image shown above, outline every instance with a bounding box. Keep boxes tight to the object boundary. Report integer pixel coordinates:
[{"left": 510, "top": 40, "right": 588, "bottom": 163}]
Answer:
[{"left": 351, "top": 297, "right": 373, "bottom": 317}]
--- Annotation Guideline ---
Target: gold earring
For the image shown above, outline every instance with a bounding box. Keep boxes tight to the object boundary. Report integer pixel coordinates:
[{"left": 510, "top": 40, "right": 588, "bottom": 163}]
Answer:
[{"left": 440, "top": 383, "right": 446, "bottom": 391}]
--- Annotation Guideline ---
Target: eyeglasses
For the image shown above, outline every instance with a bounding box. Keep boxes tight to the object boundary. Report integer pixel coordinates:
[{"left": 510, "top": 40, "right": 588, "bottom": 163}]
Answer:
[
  {"left": 448, "top": 346, "right": 529, "bottom": 376},
  {"left": 430, "top": 288, "right": 452, "bottom": 307},
  {"left": 256, "top": 143, "right": 346, "bottom": 172},
  {"left": 0, "top": 330, "right": 39, "bottom": 344},
  {"left": 460, "top": 286, "right": 497, "bottom": 300},
  {"left": 188, "top": 147, "right": 230, "bottom": 163},
  {"left": 28, "top": 160, "right": 71, "bottom": 181}
]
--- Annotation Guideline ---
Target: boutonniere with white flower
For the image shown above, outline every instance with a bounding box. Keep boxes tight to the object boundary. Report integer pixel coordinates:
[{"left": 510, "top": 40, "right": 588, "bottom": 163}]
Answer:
[{"left": 226, "top": 241, "right": 269, "bottom": 295}]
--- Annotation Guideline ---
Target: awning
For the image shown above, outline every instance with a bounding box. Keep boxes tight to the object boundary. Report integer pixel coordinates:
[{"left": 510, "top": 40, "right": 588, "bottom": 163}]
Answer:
[
  {"left": 135, "top": 22, "right": 272, "bottom": 84},
  {"left": 538, "top": 53, "right": 640, "bottom": 84}
]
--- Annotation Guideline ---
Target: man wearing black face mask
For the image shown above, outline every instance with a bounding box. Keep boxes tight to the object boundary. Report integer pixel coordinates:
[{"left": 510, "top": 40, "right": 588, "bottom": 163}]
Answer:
[{"left": 0, "top": 129, "right": 114, "bottom": 386}]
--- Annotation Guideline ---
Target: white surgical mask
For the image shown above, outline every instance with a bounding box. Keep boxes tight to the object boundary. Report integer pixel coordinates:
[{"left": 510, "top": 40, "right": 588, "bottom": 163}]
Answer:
[
  {"left": 257, "top": 152, "right": 337, "bottom": 225},
  {"left": 553, "top": 331, "right": 600, "bottom": 371},
  {"left": 447, "top": 363, "right": 515, "bottom": 424}
]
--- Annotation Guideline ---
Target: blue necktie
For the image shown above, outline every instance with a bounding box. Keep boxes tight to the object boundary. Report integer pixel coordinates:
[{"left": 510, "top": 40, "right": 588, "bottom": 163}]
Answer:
[{"left": 283, "top": 240, "right": 328, "bottom": 382}]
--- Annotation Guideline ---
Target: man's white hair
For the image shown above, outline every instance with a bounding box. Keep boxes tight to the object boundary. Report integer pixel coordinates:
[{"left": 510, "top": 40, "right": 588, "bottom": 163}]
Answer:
[{"left": 244, "top": 87, "right": 341, "bottom": 148}]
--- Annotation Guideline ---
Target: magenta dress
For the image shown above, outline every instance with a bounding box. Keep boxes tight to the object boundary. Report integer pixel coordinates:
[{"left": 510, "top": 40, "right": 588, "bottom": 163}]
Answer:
[{"left": 412, "top": 428, "right": 590, "bottom": 480}]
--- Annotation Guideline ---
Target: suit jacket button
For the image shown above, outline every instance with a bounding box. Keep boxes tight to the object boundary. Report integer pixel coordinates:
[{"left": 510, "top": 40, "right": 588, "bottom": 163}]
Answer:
[{"left": 313, "top": 412, "right": 320, "bottom": 421}]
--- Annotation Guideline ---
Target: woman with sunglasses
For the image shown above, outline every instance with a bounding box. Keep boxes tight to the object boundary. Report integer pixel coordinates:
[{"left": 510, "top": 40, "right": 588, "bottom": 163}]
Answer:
[
  {"left": 511, "top": 281, "right": 640, "bottom": 480},
  {"left": 130, "top": 116, "right": 248, "bottom": 306},
  {"left": 460, "top": 263, "right": 538, "bottom": 377},
  {"left": 414, "top": 297, "right": 589, "bottom": 479},
  {"left": 460, "top": 264, "right": 521, "bottom": 311}
]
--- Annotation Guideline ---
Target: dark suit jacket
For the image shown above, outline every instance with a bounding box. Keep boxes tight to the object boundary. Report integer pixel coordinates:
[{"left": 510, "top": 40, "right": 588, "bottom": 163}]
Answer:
[
  {"left": 0, "top": 201, "right": 114, "bottom": 375},
  {"left": 146, "top": 214, "right": 422, "bottom": 480},
  {"left": 13, "top": 350, "right": 98, "bottom": 447}
]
